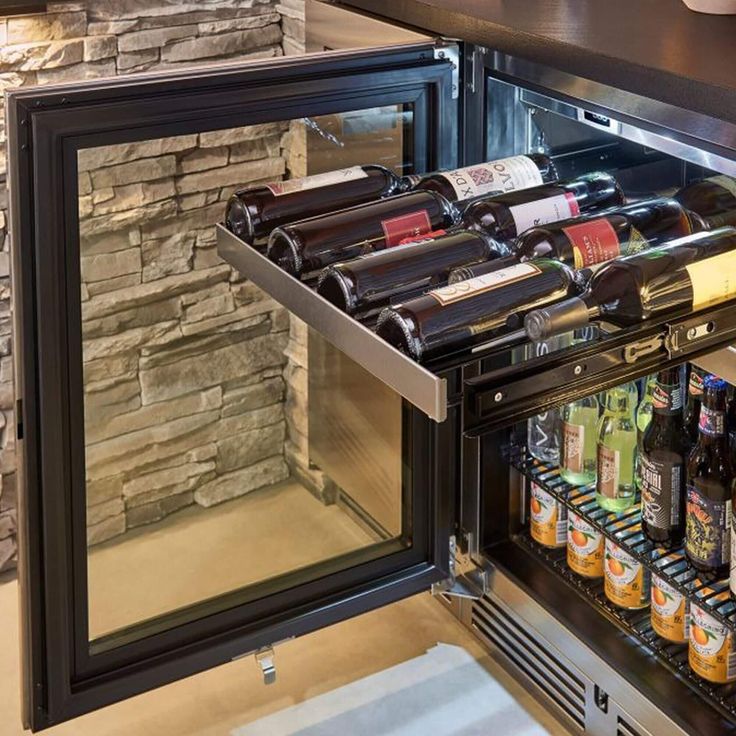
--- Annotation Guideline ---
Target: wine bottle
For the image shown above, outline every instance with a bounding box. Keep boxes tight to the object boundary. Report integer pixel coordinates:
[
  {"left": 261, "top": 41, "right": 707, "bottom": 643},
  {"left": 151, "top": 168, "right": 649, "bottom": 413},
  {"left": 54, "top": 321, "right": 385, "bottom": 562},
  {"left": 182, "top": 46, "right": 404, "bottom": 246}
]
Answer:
[
  {"left": 511, "top": 198, "right": 698, "bottom": 265},
  {"left": 461, "top": 171, "right": 625, "bottom": 242},
  {"left": 596, "top": 383, "right": 637, "bottom": 513},
  {"left": 316, "top": 230, "right": 504, "bottom": 318},
  {"left": 685, "top": 376, "right": 732, "bottom": 577},
  {"left": 267, "top": 190, "right": 458, "bottom": 278},
  {"left": 414, "top": 154, "right": 557, "bottom": 203},
  {"left": 684, "top": 364, "right": 707, "bottom": 446},
  {"left": 524, "top": 228, "right": 736, "bottom": 341},
  {"left": 640, "top": 367, "right": 689, "bottom": 547},
  {"left": 225, "top": 164, "right": 403, "bottom": 246},
  {"left": 560, "top": 394, "right": 599, "bottom": 486},
  {"left": 675, "top": 174, "right": 736, "bottom": 230},
  {"left": 376, "top": 258, "right": 583, "bottom": 362}
]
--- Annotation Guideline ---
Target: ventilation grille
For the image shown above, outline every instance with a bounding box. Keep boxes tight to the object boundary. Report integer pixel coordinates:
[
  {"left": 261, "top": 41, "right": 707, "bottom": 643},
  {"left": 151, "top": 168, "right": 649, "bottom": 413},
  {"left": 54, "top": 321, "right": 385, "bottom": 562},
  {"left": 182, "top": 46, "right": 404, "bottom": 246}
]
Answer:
[
  {"left": 617, "top": 715, "right": 646, "bottom": 736},
  {"left": 472, "top": 595, "right": 586, "bottom": 730}
]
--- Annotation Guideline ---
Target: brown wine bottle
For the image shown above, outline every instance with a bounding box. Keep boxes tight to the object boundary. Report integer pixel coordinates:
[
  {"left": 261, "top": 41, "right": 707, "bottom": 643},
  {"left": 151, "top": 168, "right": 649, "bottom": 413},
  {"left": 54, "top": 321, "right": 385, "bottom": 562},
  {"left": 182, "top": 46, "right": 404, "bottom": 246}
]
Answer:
[
  {"left": 225, "top": 164, "right": 404, "bottom": 246},
  {"left": 267, "top": 190, "right": 458, "bottom": 278},
  {"left": 524, "top": 228, "right": 736, "bottom": 341},
  {"left": 461, "top": 171, "right": 624, "bottom": 242},
  {"left": 414, "top": 154, "right": 557, "bottom": 203},
  {"left": 376, "top": 259, "right": 583, "bottom": 362},
  {"left": 317, "top": 230, "right": 505, "bottom": 318},
  {"left": 675, "top": 174, "right": 736, "bottom": 230}
]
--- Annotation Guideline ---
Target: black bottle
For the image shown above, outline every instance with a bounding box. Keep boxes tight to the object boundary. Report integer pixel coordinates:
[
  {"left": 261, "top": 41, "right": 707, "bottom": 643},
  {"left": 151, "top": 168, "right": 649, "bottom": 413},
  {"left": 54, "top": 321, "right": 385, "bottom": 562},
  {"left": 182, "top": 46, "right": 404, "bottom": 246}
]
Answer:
[
  {"left": 674, "top": 174, "right": 736, "bottom": 230},
  {"left": 640, "top": 367, "right": 689, "bottom": 547},
  {"left": 685, "top": 375, "right": 732, "bottom": 577},
  {"left": 684, "top": 364, "right": 707, "bottom": 447}
]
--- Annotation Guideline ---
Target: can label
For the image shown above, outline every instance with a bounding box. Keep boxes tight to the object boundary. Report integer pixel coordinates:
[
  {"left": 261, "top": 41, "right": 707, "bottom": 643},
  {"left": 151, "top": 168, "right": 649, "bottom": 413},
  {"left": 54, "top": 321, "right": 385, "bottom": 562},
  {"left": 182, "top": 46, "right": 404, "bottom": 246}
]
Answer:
[
  {"left": 530, "top": 482, "right": 567, "bottom": 548},
  {"left": 640, "top": 454, "right": 683, "bottom": 529},
  {"left": 381, "top": 209, "right": 432, "bottom": 247},
  {"left": 440, "top": 155, "right": 543, "bottom": 200},
  {"left": 567, "top": 511, "right": 604, "bottom": 578},
  {"left": 564, "top": 217, "right": 621, "bottom": 268},
  {"left": 651, "top": 575, "right": 689, "bottom": 643},
  {"left": 690, "top": 603, "right": 736, "bottom": 683},
  {"left": 596, "top": 444, "right": 620, "bottom": 499},
  {"left": 508, "top": 192, "right": 580, "bottom": 234},
  {"left": 266, "top": 166, "right": 367, "bottom": 195},
  {"left": 604, "top": 540, "right": 650, "bottom": 609},
  {"left": 562, "top": 421, "right": 585, "bottom": 474},
  {"left": 685, "top": 487, "right": 730, "bottom": 568}
]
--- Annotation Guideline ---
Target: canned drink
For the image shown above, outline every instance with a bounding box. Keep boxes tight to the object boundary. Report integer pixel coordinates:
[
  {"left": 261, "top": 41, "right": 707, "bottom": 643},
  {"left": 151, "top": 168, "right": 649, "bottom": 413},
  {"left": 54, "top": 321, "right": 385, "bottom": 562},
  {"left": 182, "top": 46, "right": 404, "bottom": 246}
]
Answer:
[
  {"left": 689, "top": 590, "right": 736, "bottom": 684},
  {"left": 530, "top": 482, "right": 567, "bottom": 548},
  {"left": 651, "top": 574, "right": 690, "bottom": 643},
  {"left": 567, "top": 510, "right": 604, "bottom": 578},
  {"left": 604, "top": 537, "right": 650, "bottom": 609}
]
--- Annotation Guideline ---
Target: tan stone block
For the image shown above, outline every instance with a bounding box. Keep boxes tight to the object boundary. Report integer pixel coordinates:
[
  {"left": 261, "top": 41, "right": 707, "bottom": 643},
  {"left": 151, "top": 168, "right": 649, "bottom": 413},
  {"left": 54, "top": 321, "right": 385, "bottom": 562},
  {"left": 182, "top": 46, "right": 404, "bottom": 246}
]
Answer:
[
  {"left": 178, "top": 146, "right": 229, "bottom": 174},
  {"left": 86, "top": 474, "right": 124, "bottom": 506},
  {"left": 116, "top": 48, "right": 159, "bottom": 72},
  {"left": 198, "top": 121, "right": 287, "bottom": 148},
  {"left": 194, "top": 455, "right": 288, "bottom": 508},
  {"left": 78, "top": 171, "right": 92, "bottom": 196},
  {"left": 86, "top": 273, "right": 142, "bottom": 297},
  {"left": 160, "top": 24, "right": 281, "bottom": 63},
  {"left": 229, "top": 134, "right": 280, "bottom": 163},
  {"left": 87, "top": 513, "right": 126, "bottom": 546},
  {"left": 81, "top": 199, "right": 179, "bottom": 238},
  {"left": 123, "top": 459, "right": 215, "bottom": 499},
  {"left": 117, "top": 25, "right": 198, "bottom": 53},
  {"left": 80, "top": 247, "right": 141, "bottom": 283},
  {"left": 82, "top": 320, "right": 182, "bottom": 362},
  {"left": 87, "top": 498, "right": 125, "bottom": 526},
  {"left": 84, "top": 35, "right": 118, "bottom": 62},
  {"left": 219, "top": 403, "right": 283, "bottom": 436},
  {"left": 83, "top": 352, "right": 138, "bottom": 384},
  {"left": 176, "top": 156, "right": 284, "bottom": 196},
  {"left": 91, "top": 155, "right": 176, "bottom": 189},
  {"left": 198, "top": 12, "right": 280, "bottom": 34},
  {"left": 0, "top": 38, "right": 84, "bottom": 72},
  {"left": 7, "top": 11, "right": 86, "bottom": 44},
  {"left": 82, "top": 295, "right": 182, "bottom": 339},
  {"left": 180, "top": 305, "right": 273, "bottom": 337},
  {"left": 37, "top": 59, "right": 117, "bottom": 84},
  {"left": 78, "top": 135, "right": 197, "bottom": 172},
  {"left": 222, "top": 376, "right": 284, "bottom": 417},
  {"left": 141, "top": 231, "right": 195, "bottom": 282},
  {"left": 87, "top": 20, "right": 137, "bottom": 36},
  {"left": 216, "top": 421, "right": 285, "bottom": 473},
  {"left": 183, "top": 292, "right": 235, "bottom": 323},
  {"left": 193, "top": 245, "right": 224, "bottom": 271}
]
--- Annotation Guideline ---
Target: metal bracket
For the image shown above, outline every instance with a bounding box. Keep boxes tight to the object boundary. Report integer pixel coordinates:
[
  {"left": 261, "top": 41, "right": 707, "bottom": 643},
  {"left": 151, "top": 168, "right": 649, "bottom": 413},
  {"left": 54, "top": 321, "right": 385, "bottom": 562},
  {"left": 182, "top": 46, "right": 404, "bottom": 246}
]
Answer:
[
  {"left": 622, "top": 334, "right": 664, "bottom": 363},
  {"left": 431, "top": 536, "right": 490, "bottom": 600},
  {"left": 255, "top": 647, "right": 276, "bottom": 685},
  {"left": 434, "top": 43, "right": 460, "bottom": 99}
]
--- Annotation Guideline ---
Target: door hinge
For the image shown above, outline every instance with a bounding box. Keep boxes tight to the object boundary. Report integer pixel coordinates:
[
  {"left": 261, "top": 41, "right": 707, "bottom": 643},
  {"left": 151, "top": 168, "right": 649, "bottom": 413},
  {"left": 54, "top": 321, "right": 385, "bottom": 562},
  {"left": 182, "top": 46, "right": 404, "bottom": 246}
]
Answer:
[
  {"left": 434, "top": 43, "right": 459, "bottom": 99},
  {"left": 255, "top": 646, "right": 276, "bottom": 685},
  {"left": 431, "top": 535, "right": 490, "bottom": 600}
]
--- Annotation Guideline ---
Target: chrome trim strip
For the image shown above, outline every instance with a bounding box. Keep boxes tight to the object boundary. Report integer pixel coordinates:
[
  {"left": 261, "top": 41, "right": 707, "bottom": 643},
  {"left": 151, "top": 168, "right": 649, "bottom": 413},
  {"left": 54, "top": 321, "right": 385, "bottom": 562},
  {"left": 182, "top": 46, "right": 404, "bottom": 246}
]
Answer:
[{"left": 217, "top": 224, "right": 448, "bottom": 422}]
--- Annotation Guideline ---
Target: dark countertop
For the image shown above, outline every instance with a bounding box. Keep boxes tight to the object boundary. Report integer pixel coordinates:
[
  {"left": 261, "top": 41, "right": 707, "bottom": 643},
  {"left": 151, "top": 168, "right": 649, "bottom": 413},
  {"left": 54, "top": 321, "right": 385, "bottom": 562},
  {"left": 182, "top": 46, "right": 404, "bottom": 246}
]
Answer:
[{"left": 341, "top": 0, "right": 736, "bottom": 127}]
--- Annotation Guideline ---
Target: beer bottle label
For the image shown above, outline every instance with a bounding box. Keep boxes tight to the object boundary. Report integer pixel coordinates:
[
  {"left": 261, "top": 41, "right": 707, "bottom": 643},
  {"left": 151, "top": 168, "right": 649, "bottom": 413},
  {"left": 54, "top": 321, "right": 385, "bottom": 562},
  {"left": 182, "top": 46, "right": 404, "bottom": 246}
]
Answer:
[
  {"left": 640, "top": 454, "right": 683, "bottom": 528},
  {"left": 440, "top": 156, "right": 543, "bottom": 200},
  {"left": 689, "top": 368, "right": 705, "bottom": 397},
  {"left": 266, "top": 166, "right": 367, "bottom": 195},
  {"left": 651, "top": 382, "right": 683, "bottom": 414},
  {"left": 562, "top": 421, "right": 585, "bottom": 473},
  {"left": 596, "top": 444, "right": 620, "bottom": 498},
  {"left": 563, "top": 217, "right": 621, "bottom": 268},
  {"left": 509, "top": 192, "right": 580, "bottom": 234},
  {"left": 686, "top": 486, "right": 731, "bottom": 567},
  {"left": 699, "top": 406, "right": 726, "bottom": 436}
]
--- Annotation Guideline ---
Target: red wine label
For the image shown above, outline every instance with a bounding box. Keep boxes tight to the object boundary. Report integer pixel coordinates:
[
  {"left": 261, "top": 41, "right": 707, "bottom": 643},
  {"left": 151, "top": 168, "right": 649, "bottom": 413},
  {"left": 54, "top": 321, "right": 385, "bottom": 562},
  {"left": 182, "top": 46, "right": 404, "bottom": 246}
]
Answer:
[
  {"left": 651, "top": 382, "right": 683, "bottom": 414},
  {"left": 508, "top": 192, "right": 580, "bottom": 234},
  {"left": 596, "top": 444, "right": 620, "bottom": 499},
  {"left": 709, "top": 174, "right": 736, "bottom": 199},
  {"left": 563, "top": 218, "right": 620, "bottom": 268},
  {"left": 428, "top": 262, "right": 540, "bottom": 306},
  {"left": 440, "top": 155, "right": 543, "bottom": 200},
  {"left": 266, "top": 166, "right": 367, "bottom": 196},
  {"left": 689, "top": 368, "right": 706, "bottom": 397},
  {"left": 686, "top": 487, "right": 730, "bottom": 568},
  {"left": 381, "top": 209, "right": 432, "bottom": 247},
  {"left": 397, "top": 229, "right": 447, "bottom": 245},
  {"left": 640, "top": 454, "right": 683, "bottom": 528},
  {"left": 685, "top": 250, "right": 736, "bottom": 309},
  {"left": 699, "top": 406, "right": 725, "bottom": 436},
  {"left": 562, "top": 421, "right": 585, "bottom": 473}
]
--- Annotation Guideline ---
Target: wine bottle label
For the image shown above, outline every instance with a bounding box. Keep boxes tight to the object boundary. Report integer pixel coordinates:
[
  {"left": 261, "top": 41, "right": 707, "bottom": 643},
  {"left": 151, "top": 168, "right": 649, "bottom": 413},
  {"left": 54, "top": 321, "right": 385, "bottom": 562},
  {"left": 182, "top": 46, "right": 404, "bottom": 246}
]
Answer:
[
  {"left": 596, "top": 444, "right": 620, "bottom": 498},
  {"left": 685, "top": 250, "right": 736, "bottom": 309},
  {"left": 651, "top": 574, "right": 689, "bottom": 644},
  {"left": 708, "top": 174, "right": 736, "bottom": 199},
  {"left": 686, "top": 487, "right": 730, "bottom": 567},
  {"left": 508, "top": 192, "right": 580, "bottom": 234},
  {"left": 651, "top": 382, "right": 683, "bottom": 414},
  {"left": 699, "top": 406, "right": 725, "bottom": 436},
  {"left": 563, "top": 217, "right": 620, "bottom": 268},
  {"left": 428, "top": 262, "right": 540, "bottom": 306},
  {"left": 604, "top": 539, "right": 650, "bottom": 609},
  {"left": 381, "top": 209, "right": 432, "bottom": 247},
  {"left": 439, "top": 155, "right": 544, "bottom": 201},
  {"left": 266, "top": 166, "right": 367, "bottom": 196},
  {"left": 640, "top": 454, "right": 683, "bottom": 528},
  {"left": 529, "top": 482, "right": 567, "bottom": 548},
  {"left": 689, "top": 367, "right": 706, "bottom": 396},
  {"left": 567, "top": 511, "right": 604, "bottom": 578},
  {"left": 397, "top": 229, "right": 447, "bottom": 246},
  {"left": 562, "top": 421, "right": 585, "bottom": 473},
  {"left": 622, "top": 225, "right": 650, "bottom": 255}
]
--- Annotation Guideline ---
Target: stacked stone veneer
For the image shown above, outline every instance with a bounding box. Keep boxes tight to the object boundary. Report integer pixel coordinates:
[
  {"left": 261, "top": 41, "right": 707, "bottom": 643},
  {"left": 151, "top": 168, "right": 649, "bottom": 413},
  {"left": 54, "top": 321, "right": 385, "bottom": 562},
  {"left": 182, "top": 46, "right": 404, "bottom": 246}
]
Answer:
[{"left": 0, "top": 0, "right": 310, "bottom": 568}]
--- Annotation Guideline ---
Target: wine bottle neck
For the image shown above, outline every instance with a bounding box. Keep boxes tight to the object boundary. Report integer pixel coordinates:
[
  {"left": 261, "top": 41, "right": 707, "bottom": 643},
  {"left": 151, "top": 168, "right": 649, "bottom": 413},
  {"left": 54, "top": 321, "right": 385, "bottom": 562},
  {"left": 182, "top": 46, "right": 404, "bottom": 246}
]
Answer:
[{"left": 524, "top": 293, "right": 601, "bottom": 341}]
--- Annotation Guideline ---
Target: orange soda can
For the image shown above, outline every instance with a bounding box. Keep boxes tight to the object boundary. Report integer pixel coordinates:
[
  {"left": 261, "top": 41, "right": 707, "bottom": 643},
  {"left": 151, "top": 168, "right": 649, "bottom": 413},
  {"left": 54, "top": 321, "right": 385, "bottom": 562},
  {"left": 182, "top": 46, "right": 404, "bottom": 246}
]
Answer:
[
  {"left": 530, "top": 482, "right": 567, "bottom": 548},
  {"left": 567, "top": 509, "right": 604, "bottom": 578},
  {"left": 651, "top": 554, "right": 690, "bottom": 644},
  {"left": 689, "top": 588, "right": 736, "bottom": 684},
  {"left": 604, "top": 522, "right": 650, "bottom": 610}
]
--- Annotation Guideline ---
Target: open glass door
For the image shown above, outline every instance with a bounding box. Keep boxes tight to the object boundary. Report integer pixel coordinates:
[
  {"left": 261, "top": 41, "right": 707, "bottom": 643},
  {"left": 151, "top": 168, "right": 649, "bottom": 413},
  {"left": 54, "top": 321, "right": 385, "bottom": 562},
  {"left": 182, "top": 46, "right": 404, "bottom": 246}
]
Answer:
[{"left": 7, "top": 42, "right": 457, "bottom": 730}]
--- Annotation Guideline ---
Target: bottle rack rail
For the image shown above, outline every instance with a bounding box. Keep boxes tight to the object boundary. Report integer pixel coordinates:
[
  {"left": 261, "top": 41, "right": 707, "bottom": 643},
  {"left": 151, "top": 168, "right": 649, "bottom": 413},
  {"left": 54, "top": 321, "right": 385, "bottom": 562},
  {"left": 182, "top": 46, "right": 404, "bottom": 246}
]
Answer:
[
  {"left": 507, "top": 447, "right": 736, "bottom": 633},
  {"left": 516, "top": 530, "right": 736, "bottom": 726}
]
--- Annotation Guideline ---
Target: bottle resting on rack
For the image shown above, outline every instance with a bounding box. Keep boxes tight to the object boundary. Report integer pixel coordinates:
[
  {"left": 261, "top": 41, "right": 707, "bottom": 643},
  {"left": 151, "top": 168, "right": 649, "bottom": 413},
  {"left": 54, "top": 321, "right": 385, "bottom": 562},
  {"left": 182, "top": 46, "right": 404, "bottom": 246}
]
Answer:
[
  {"left": 684, "top": 364, "right": 707, "bottom": 447},
  {"left": 640, "top": 367, "right": 689, "bottom": 548},
  {"left": 524, "top": 227, "right": 736, "bottom": 341},
  {"left": 461, "top": 171, "right": 625, "bottom": 242},
  {"left": 674, "top": 174, "right": 736, "bottom": 230},
  {"left": 317, "top": 229, "right": 506, "bottom": 318},
  {"left": 225, "top": 164, "right": 404, "bottom": 246},
  {"left": 267, "top": 190, "right": 458, "bottom": 278},
  {"left": 414, "top": 153, "right": 557, "bottom": 203},
  {"left": 685, "top": 375, "right": 732, "bottom": 577}
]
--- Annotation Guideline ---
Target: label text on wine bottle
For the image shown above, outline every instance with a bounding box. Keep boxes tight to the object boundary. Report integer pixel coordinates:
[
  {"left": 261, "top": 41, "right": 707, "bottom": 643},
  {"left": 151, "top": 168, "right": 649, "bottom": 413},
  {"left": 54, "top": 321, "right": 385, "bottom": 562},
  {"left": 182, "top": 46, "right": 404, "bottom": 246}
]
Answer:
[
  {"left": 381, "top": 209, "right": 432, "bottom": 247},
  {"left": 563, "top": 217, "right": 620, "bottom": 268},
  {"left": 685, "top": 250, "right": 736, "bottom": 309},
  {"left": 428, "top": 262, "right": 540, "bottom": 306},
  {"left": 266, "top": 166, "right": 368, "bottom": 196},
  {"left": 440, "top": 156, "right": 543, "bottom": 201},
  {"left": 508, "top": 192, "right": 580, "bottom": 234}
]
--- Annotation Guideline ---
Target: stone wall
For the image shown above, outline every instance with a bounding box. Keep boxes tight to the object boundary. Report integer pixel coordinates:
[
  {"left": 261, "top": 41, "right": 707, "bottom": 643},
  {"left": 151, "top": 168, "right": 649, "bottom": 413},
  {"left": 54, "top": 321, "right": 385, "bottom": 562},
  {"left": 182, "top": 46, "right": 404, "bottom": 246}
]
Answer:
[{"left": 0, "top": 0, "right": 310, "bottom": 570}]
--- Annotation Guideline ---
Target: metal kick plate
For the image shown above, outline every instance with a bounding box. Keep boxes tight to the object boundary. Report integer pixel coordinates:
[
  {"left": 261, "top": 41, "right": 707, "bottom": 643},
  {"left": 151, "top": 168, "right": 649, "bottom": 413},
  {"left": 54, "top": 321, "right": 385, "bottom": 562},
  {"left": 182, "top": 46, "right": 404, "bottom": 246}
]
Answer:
[{"left": 216, "top": 225, "right": 448, "bottom": 422}]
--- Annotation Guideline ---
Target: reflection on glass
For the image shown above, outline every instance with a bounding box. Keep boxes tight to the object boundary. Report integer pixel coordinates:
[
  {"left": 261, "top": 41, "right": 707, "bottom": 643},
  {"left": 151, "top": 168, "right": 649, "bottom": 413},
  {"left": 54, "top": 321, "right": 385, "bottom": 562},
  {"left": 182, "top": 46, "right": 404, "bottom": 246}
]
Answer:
[{"left": 81, "top": 107, "right": 412, "bottom": 643}]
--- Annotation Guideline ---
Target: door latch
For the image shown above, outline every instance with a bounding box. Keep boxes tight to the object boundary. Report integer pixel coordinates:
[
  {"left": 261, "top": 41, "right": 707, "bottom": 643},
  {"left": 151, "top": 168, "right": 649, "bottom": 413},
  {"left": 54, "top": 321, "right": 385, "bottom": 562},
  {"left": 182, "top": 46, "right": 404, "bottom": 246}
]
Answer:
[
  {"left": 255, "top": 647, "right": 276, "bottom": 685},
  {"left": 431, "top": 535, "right": 490, "bottom": 600}
]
